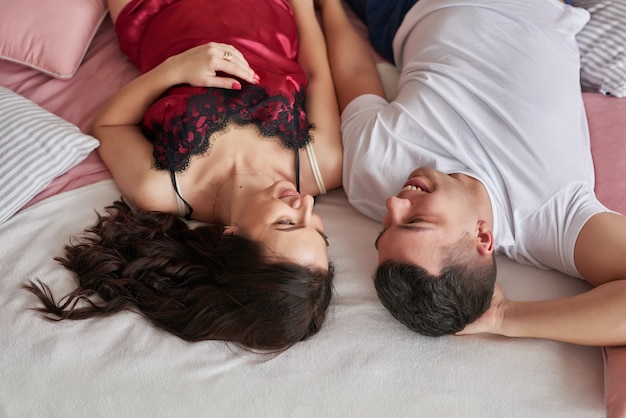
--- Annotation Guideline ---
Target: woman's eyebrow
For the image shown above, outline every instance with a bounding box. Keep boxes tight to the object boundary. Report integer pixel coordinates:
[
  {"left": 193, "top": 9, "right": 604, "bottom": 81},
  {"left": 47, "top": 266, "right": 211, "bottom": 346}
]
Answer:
[{"left": 276, "top": 226, "right": 329, "bottom": 247}]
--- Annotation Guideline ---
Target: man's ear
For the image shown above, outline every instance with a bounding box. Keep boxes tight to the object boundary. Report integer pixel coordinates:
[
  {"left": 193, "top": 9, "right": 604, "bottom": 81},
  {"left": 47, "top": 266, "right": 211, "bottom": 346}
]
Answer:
[
  {"left": 223, "top": 225, "right": 239, "bottom": 235},
  {"left": 475, "top": 220, "right": 494, "bottom": 255}
]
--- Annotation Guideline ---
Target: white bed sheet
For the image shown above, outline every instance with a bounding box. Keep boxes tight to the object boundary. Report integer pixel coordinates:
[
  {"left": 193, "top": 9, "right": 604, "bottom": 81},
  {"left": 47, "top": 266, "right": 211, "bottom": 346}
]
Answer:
[
  {"left": 0, "top": 179, "right": 605, "bottom": 417},
  {"left": 0, "top": 8, "right": 613, "bottom": 417}
]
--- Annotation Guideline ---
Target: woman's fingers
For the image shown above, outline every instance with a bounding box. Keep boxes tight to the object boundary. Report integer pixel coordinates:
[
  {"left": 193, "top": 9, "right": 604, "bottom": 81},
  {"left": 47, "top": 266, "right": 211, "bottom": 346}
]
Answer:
[
  {"left": 203, "top": 43, "right": 258, "bottom": 87},
  {"left": 211, "top": 42, "right": 247, "bottom": 63},
  {"left": 174, "top": 42, "right": 259, "bottom": 89}
]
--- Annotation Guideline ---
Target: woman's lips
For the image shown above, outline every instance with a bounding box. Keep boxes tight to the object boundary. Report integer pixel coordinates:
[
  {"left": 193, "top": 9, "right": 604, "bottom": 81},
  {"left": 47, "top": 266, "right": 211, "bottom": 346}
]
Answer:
[{"left": 279, "top": 188, "right": 300, "bottom": 199}]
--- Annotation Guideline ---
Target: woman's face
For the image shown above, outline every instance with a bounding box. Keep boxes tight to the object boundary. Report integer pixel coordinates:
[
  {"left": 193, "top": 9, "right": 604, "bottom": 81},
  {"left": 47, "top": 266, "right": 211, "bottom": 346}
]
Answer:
[{"left": 228, "top": 181, "right": 329, "bottom": 271}]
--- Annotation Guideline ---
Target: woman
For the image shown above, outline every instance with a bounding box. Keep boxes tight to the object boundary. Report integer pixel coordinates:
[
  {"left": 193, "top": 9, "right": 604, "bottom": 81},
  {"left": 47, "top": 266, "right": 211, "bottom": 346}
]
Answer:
[{"left": 24, "top": 0, "right": 341, "bottom": 351}]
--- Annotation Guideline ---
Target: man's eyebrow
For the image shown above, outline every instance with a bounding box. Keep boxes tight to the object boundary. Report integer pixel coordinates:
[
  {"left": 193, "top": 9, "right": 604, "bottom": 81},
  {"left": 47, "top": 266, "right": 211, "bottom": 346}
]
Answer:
[
  {"left": 276, "top": 226, "right": 330, "bottom": 247},
  {"left": 374, "top": 228, "right": 388, "bottom": 250},
  {"left": 374, "top": 224, "right": 432, "bottom": 249}
]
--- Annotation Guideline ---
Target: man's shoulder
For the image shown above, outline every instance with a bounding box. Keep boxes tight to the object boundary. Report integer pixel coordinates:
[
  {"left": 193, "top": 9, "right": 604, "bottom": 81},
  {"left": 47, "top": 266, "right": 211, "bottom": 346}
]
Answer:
[
  {"left": 500, "top": 182, "right": 606, "bottom": 275},
  {"left": 340, "top": 94, "right": 393, "bottom": 151},
  {"left": 341, "top": 94, "right": 389, "bottom": 121}
]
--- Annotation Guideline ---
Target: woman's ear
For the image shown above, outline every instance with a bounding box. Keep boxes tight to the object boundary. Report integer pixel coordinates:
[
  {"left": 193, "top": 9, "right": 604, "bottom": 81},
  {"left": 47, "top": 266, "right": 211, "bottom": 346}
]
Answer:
[
  {"left": 223, "top": 225, "right": 239, "bottom": 235},
  {"left": 476, "top": 220, "right": 494, "bottom": 255}
]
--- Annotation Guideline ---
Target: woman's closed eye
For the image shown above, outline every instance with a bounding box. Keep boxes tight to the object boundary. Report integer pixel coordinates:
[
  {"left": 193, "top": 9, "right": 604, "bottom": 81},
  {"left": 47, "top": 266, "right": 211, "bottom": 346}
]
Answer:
[{"left": 273, "top": 220, "right": 329, "bottom": 247}]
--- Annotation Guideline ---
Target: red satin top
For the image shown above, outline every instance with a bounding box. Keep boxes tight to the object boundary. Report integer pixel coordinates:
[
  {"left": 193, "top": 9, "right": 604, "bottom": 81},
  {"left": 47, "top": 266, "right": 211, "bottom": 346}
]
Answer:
[{"left": 115, "top": 0, "right": 312, "bottom": 172}]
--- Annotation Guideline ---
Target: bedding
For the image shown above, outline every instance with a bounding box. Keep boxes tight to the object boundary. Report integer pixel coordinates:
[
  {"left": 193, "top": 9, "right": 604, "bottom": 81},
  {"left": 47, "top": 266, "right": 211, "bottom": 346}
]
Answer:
[
  {"left": 0, "top": 3, "right": 624, "bottom": 417},
  {"left": 0, "top": 88, "right": 99, "bottom": 224},
  {"left": 0, "top": 0, "right": 107, "bottom": 79},
  {"left": 572, "top": 0, "right": 626, "bottom": 97}
]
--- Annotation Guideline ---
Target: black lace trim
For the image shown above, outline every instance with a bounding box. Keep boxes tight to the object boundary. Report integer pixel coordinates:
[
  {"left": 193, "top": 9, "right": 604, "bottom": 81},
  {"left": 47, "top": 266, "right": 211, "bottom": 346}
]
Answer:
[{"left": 144, "top": 85, "right": 313, "bottom": 172}]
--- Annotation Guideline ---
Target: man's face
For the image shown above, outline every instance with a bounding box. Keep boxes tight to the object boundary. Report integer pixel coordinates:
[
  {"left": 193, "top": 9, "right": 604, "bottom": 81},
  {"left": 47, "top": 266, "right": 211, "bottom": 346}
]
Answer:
[{"left": 375, "top": 167, "right": 477, "bottom": 275}]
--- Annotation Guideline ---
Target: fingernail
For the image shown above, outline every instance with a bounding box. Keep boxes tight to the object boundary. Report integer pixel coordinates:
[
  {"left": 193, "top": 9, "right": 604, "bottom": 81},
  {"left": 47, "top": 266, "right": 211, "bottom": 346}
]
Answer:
[
  {"left": 253, "top": 74, "right": 260, "bottom": 84},
  {"left": 232, "top": 82, "right": 241, "bottom": 90}
]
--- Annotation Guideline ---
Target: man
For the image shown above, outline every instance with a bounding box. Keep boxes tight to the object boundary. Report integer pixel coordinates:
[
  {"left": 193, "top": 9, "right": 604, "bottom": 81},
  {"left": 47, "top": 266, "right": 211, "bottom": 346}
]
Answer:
[{"left": 317, "top": 0, "right": 626, "bottom": 346}]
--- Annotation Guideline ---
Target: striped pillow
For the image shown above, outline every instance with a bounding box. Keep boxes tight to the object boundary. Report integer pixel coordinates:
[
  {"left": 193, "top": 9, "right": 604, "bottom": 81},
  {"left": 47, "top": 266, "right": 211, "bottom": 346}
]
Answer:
[
  {"left": 0, "top": 87, "right": 99, "bottom": 224},
  {"left": 572, "top": 0, "right": 626, "bottom": 97}
]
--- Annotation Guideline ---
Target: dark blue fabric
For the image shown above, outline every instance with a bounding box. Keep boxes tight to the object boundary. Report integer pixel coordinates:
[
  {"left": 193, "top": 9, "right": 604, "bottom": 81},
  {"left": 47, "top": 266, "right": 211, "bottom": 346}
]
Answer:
[{"left": 344, "top": 0, "right": 419, "bottom": 63}]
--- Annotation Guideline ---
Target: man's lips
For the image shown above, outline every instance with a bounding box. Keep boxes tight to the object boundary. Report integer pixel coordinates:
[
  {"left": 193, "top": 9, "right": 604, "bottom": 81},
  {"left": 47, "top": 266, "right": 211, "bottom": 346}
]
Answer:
[{"left": 401, "top": 177, "right": 430, "bottom": 193}]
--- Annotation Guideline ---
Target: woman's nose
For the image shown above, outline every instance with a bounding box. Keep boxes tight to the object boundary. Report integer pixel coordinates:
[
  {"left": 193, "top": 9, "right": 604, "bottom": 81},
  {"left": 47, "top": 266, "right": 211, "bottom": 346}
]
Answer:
[{"left": 296, "top": 194, "right": 315, "bottom": 223}]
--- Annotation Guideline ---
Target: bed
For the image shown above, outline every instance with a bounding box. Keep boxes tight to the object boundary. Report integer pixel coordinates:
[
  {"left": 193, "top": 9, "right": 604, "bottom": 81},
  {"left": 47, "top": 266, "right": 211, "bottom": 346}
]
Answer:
[{"left": 1, "top": 0, "right": 625, "bottom": 416}]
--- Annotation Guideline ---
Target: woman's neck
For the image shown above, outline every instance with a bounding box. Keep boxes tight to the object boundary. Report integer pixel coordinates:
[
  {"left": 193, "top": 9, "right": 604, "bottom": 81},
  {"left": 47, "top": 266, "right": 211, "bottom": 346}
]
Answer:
[
  {"left": 179, "top": 125, "right": 297, "bottom": 223},
  {"left": 212, "top": 171, "right": 278, "bottom": 225}
]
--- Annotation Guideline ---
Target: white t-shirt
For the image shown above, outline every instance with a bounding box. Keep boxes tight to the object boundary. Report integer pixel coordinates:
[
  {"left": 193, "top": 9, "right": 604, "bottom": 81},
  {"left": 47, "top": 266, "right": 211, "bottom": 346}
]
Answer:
[{"left": 341, "top": 0, "right": 609, "bottom": 277}]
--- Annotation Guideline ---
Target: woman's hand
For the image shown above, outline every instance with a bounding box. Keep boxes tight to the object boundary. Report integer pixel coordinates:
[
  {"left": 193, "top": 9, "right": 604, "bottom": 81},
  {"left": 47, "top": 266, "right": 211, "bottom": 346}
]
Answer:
[
  {"left": 164, "top": 42, "right": 259, "bottom": 90},
  {"left": 456, "top": 283, "right": 507, "bottom": 336}
]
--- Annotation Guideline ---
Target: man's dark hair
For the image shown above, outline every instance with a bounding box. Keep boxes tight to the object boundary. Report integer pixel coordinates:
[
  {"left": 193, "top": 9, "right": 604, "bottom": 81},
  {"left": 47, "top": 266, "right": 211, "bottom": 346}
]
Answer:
[{"left": 374, "top": 249, "right": 496, "bottom": 336}]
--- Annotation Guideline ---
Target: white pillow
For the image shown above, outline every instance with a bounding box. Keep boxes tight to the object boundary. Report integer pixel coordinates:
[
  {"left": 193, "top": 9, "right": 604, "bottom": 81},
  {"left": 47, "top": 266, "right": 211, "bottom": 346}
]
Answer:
[
  {"left": 0, "top": 0, "right": 108, "bottom": 79},
  {"left": 0, "top": 87, "right": 99, "bottom": 224},
  {"left": 572, "top": 0, "right": 626, "bottom": 97}
]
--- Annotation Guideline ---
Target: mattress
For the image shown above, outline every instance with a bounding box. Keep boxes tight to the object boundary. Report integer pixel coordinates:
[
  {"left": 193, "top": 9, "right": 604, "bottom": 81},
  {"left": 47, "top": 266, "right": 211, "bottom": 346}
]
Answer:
[{"left": 1, "top": 5, "right": 625, "bottom": 417}]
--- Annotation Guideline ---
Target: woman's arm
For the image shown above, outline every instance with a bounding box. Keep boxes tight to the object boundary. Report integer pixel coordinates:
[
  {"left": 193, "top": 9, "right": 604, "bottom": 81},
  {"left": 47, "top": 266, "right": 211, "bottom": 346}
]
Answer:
[
  {"left": 289, "top": 0, "right": 343, "bottom": 192},
  {"left": 317, "top": 0, "right": 386, "bottom": 111},
  {"left": 94, "top": 43, "right": 258, "bottom": 211}
]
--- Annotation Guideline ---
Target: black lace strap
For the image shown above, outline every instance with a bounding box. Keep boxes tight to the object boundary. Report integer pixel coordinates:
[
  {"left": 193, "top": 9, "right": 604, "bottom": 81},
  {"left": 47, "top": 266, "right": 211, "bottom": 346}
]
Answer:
[
  {"left": 295, "top": 149, "right": 300, "bottom": 193},
  {"left": 170, "top": 170, "right": 194, "bottom": 220}
]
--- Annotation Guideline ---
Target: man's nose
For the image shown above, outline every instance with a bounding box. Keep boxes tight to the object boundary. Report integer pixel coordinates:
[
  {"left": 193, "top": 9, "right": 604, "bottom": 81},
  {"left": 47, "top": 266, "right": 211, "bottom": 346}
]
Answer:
[{"left": 385, "top": 196, "right": 411, "bottom": 222}]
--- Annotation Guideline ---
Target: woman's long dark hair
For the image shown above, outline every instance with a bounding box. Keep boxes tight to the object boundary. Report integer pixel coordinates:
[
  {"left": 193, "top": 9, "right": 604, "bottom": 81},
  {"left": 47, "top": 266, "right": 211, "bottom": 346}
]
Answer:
[{"left": 23, "top": 200, "right": 334, "bottom": 351}]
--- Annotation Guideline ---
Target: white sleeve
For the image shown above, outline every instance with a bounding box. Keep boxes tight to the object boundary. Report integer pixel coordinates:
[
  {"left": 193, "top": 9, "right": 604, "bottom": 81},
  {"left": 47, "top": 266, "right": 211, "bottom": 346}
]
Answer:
[{"left": 340, "top": 94, "right": 412, "bottom": 221}]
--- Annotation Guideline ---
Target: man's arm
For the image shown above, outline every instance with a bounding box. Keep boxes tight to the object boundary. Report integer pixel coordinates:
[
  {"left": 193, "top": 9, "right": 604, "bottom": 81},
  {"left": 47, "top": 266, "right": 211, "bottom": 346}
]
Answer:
[
  {"left": 574, "top": 212, "right": 626, "bottom": 285},
  {"left": 317, "top": 0, "right": 386, "bottom": 111},
  {"left": 459, "top": 212, "right": 626, "bottom": 346}
]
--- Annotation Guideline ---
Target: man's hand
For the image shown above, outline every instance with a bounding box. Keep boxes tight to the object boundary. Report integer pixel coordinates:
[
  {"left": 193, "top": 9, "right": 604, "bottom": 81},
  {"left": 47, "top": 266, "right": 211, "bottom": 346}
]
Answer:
[{"left": 456, "top": 283, "right": 506, "bottom": 336}]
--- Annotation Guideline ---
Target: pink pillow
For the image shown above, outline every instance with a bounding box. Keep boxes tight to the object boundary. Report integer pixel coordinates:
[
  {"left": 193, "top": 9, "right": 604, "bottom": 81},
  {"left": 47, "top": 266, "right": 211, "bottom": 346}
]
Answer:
[
  {"left": 585, "top": 92, "right": 626, "bottom": 216},
  {"left": 0, "top": 0, "right": 108, "bottom": 79}
]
